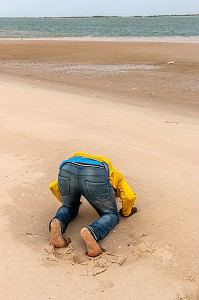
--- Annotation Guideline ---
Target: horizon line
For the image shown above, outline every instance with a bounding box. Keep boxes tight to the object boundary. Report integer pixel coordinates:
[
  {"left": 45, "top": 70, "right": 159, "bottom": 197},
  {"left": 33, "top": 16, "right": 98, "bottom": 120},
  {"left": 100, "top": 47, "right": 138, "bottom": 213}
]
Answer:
[{"left": 0, "top": 14, "right": 199, "bottom": 18}]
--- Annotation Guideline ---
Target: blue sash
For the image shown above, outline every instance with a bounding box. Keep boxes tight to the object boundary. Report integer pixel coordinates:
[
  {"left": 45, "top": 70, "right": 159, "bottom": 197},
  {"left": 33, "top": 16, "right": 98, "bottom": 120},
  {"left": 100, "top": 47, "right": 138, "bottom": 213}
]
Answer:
[{"left": 60, "top": 156, "right": 105, "bottom": 169}]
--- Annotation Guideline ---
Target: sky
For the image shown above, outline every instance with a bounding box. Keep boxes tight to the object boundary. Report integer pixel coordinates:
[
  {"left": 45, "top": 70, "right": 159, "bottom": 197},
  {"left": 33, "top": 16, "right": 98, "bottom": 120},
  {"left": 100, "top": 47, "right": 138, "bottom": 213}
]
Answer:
[{"left": 1, "top": 0, "right": 199, "bottom": 17}]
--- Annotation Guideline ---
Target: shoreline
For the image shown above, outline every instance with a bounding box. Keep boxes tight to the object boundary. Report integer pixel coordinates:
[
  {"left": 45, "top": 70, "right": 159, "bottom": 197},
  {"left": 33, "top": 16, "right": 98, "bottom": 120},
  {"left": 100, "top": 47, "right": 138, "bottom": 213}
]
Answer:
[{"left": 1, "top": 36, "right": 199, "bottom": 43}]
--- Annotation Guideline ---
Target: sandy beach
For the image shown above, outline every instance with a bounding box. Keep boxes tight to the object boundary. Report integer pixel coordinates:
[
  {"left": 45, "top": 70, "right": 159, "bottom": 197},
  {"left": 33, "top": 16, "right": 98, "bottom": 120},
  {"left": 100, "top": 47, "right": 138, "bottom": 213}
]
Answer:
[{"left": 0, "top": 40, "right": 199, "bottom": 299}]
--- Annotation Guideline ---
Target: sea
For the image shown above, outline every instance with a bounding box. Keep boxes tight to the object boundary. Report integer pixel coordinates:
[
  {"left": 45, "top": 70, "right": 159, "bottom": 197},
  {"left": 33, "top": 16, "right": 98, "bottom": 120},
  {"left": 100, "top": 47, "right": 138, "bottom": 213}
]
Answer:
[{"left": 0, "top": 16, "right": 199, "bottom": 39}]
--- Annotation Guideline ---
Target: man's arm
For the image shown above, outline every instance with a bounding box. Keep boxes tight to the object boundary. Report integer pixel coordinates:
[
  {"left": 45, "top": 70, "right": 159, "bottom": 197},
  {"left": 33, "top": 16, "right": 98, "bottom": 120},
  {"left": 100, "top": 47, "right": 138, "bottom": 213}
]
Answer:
[
  {"left": 49, "top": 180, "right": 62, "bottom": 203},
  {"left": 116, "top": 176, "right": 137, "bottom": 217}
]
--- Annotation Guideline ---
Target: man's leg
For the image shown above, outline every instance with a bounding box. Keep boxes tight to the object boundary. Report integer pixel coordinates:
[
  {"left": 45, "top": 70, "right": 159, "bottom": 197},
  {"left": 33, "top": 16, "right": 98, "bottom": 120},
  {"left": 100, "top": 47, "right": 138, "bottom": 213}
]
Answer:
[
  {"left": 87, "top": 211, "right": 119, "bottom": 241},
  {"left": 81, "top": 192, "right": 119, "bottom": 256},
  {"left": 79, "top": 166, "right": 120, "bottom": 256},
  {"left": 50, "top": 164, "right": 80, "bottom": 247}
]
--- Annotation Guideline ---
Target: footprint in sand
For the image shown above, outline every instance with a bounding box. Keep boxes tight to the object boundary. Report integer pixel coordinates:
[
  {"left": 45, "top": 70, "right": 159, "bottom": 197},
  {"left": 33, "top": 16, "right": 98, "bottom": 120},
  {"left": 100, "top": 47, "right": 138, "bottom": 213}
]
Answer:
[
  {"left": 72, "top": 253, "right": 89, "bottom": 264},
  {"left": 44, "top": 242, "right": 74, "bottom": 262},
  {"left": 97, "top": 275, "right": 114, "bottom": 289}
]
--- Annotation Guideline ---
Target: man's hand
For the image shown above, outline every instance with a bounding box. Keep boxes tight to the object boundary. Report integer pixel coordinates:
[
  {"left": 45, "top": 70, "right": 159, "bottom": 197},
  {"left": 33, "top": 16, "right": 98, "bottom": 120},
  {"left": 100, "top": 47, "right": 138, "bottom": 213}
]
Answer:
[{"left": 119, "top": 207, "right": 138, "bottom": 217}]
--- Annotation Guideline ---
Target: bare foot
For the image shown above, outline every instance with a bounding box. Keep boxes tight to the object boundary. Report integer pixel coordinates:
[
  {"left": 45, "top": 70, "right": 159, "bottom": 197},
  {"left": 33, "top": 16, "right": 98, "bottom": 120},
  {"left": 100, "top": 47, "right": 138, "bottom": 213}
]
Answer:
[
  {"left": 80, "top": 228, "right": 102, "bottom": 257},
  {"left": 50, "top": 219, "right": 66, "bottom": 248}
]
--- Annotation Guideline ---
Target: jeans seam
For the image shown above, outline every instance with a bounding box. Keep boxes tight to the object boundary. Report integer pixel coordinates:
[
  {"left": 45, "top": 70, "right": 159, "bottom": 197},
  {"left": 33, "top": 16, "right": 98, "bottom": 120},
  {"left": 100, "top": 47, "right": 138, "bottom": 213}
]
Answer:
[{"left": 87, "top": 226, "right": 98, "bottom": 241}]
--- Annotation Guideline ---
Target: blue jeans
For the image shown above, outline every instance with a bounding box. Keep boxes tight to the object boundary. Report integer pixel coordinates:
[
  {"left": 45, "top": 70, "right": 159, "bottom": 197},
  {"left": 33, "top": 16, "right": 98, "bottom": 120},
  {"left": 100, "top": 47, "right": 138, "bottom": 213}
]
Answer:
[{"left": 51, "top": 163, "right": 120, "bottom": 241}]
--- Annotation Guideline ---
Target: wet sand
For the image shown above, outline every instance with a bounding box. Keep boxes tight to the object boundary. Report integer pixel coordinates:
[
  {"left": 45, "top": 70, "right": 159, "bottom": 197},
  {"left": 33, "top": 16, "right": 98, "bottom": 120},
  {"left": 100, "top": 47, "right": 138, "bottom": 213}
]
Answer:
[
  {"left": 0, "top": 40, "right": 199, "bottom": 299},
  {"left": 0, "top": 40, "right": 199, "bottom": 115}
]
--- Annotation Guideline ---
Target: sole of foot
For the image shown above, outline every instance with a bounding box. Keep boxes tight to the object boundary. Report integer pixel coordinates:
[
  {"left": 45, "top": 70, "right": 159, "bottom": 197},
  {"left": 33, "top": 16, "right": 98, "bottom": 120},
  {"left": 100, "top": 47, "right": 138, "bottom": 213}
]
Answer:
[
  {"left": 80, "top": 227, "right": 102, "bottom": 257},
  {"left": 50, "top": 219, "right": 66, "bottom": 248}
]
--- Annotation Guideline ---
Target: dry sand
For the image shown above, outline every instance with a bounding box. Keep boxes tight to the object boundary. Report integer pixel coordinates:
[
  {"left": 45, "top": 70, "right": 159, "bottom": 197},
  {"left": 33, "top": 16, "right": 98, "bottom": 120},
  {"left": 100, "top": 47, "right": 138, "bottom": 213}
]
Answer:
[{"left": 0, "top": 40, "right": 199, "bottom": 299}]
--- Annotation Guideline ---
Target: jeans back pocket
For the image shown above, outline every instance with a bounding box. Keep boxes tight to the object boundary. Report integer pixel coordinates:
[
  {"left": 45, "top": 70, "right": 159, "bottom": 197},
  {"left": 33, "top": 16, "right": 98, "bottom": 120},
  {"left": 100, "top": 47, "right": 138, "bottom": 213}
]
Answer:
[
  {"left": 85, "top": 180, "right": 110, "bottom": 201},
  {"left": 58, "top": 175, "right": 70, "bottom": 196}
]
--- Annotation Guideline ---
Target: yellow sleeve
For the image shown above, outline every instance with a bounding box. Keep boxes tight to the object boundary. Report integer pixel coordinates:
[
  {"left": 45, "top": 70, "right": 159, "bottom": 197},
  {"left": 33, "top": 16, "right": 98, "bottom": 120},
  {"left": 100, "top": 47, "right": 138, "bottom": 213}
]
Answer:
[
  {"left": 116, "top": 176, "right": 137, "bottom": 217},
  {"left": 49, "top": 180, "right": 62, "bottom": 203}
]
